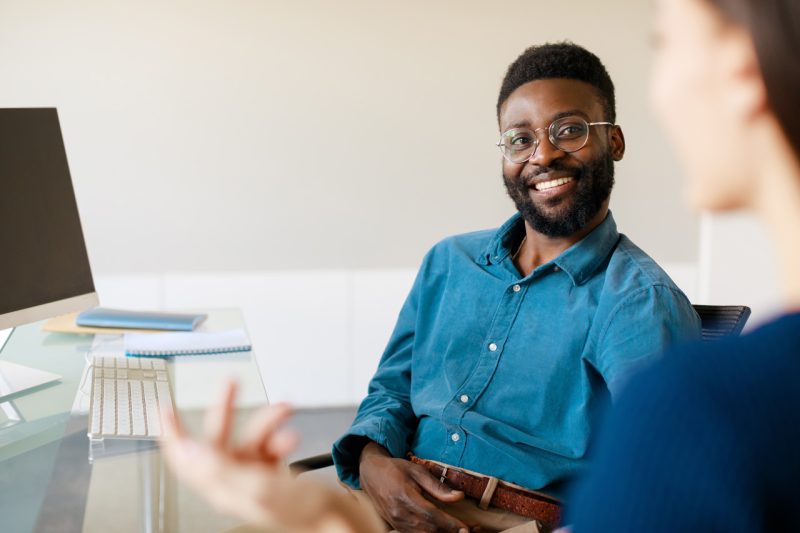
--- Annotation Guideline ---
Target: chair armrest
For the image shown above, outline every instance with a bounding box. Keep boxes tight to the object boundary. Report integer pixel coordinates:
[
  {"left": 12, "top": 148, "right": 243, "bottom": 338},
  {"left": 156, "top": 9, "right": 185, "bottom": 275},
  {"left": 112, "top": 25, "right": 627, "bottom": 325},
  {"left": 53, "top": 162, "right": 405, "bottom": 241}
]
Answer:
[{"left": 289, "top": 452, "right": 334, "bottom": 474}]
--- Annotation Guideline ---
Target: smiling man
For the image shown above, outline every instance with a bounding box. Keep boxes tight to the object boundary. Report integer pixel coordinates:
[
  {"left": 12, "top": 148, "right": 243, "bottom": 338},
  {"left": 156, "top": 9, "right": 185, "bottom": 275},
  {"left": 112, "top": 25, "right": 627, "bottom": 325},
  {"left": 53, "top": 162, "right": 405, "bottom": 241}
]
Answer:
[{"left": 332, "top": 43, "right": 701, "bottom": 533}]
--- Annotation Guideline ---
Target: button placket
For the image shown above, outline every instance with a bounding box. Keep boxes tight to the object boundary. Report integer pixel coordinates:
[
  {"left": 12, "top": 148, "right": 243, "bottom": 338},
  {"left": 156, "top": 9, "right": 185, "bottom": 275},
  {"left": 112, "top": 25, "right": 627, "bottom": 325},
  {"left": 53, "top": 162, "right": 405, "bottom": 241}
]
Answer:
[{"left": 441, "top": 276, "right": 527, "bottom": 464}]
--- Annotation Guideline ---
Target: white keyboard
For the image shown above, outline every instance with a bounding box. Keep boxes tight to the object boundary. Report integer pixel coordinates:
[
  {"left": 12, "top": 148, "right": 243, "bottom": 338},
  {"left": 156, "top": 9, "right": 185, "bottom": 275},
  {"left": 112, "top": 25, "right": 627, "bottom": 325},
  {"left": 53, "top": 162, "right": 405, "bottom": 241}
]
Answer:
[{"left": 88, "top": 355, "right": 174, "bottom": 440}]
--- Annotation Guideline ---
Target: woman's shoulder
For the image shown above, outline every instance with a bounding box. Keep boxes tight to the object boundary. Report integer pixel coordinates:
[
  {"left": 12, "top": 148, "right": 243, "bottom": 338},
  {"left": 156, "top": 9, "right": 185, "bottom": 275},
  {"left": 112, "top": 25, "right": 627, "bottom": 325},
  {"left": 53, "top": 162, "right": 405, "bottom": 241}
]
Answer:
[
  {"left": 620, "top": 311, "right": 800, "bottom": 439},
  {"left": 666, "top": 311, "right": 800, "bottom": 384},
  {"left": 574, "top": 312, "right": 800, "bottom": 531}
]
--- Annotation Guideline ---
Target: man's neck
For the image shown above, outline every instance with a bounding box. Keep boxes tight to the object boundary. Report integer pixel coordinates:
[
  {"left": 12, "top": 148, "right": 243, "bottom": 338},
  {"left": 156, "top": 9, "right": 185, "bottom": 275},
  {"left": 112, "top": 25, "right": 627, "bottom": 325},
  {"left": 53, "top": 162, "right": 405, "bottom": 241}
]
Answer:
[{"left": 514, "top": 205, "right": 609, "bottom": 277}]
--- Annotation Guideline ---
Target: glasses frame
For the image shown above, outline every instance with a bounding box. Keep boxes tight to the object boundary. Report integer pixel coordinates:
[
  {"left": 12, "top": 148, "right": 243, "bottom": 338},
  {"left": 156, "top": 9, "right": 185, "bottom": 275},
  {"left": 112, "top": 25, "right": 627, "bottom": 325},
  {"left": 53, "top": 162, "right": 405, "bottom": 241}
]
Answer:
[{"left": 497, "top": 116, "right": 615, "bottom": 164}]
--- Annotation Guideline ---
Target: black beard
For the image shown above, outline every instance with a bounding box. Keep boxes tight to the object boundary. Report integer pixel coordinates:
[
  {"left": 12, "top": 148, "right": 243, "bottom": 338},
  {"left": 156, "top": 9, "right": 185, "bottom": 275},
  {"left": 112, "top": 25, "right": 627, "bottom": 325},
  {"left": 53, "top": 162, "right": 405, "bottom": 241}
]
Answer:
[{"left": 503, "top": 151, "right": 615, "bottom": 238}]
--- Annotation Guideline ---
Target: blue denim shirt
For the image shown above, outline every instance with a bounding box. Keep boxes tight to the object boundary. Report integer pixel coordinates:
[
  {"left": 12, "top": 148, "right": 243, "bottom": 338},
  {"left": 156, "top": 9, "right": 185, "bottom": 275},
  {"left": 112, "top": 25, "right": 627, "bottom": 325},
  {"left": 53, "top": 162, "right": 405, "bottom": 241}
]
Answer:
[{"left": 333, "top": 212, "right": 701, "bottom": 496}]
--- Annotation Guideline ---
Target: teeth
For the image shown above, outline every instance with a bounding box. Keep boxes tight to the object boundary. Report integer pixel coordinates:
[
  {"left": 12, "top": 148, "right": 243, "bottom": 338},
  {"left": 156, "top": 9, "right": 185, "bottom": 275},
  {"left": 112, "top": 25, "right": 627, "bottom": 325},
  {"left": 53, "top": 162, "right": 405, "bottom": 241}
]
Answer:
[{"left": 534, "top": 177, "right": 573, "bottom": 191}]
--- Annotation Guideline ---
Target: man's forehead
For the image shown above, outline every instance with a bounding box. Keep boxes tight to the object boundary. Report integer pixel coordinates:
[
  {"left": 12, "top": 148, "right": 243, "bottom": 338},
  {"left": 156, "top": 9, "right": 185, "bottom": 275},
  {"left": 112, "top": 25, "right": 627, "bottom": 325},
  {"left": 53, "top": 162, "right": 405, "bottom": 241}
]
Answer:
[{"left": 499, "top": 78, "right": 604, "bottom": 129}]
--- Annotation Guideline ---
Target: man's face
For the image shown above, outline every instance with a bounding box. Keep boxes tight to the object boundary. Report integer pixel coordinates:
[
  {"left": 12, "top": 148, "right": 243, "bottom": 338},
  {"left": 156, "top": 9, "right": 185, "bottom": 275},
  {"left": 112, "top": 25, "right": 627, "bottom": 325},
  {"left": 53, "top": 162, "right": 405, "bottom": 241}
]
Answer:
[{"left": 499, "top": 78, "right": 624, "bottom": 238}]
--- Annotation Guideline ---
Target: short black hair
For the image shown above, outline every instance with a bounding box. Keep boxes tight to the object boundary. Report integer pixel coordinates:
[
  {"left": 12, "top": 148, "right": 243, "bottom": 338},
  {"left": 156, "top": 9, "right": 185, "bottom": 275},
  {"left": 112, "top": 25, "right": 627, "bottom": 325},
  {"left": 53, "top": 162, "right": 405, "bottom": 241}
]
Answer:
[{"left": 497, "top": 42, "right": 616, "bottom": 124}]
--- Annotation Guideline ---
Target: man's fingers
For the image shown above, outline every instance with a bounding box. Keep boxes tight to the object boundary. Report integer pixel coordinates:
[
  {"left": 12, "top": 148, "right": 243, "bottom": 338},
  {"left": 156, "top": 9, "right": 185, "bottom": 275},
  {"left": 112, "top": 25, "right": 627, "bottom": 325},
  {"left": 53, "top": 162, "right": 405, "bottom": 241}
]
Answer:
[
  {"left": 203, "top": 380, "right": 238, "bottom": 448},
  {"left": 404, "top": 488, "right": 469, "bottom": 533},
  {"left": 412, "top": 466, "right": 465, "bottom": 503}
]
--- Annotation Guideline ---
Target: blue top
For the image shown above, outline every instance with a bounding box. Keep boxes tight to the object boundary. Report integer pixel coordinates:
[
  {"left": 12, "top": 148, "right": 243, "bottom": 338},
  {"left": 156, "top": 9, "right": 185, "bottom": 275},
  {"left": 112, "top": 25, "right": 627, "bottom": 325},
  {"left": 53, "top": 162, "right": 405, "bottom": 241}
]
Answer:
[
  {"left": 567, "top": 312, "right": 800, "bottom": 532},
  {"left": 333, "top": 212, "right": 701, "bottom": 495}
]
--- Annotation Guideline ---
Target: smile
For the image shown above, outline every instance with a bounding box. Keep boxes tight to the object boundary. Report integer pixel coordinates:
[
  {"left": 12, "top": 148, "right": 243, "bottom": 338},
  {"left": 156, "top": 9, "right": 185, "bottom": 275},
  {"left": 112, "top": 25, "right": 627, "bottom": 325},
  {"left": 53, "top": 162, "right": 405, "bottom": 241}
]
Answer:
[{"left": 533, "top": 177, "right": 574, "bottom": 191}]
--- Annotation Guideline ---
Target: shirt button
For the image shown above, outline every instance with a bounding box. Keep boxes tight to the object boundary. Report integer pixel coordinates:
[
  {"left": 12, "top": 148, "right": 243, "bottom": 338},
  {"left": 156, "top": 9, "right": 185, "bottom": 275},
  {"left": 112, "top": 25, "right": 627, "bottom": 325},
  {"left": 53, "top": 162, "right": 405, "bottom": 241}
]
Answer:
[
  {"left": 451, "top": 433, "right": 460, "bottom": 442},
  {"left": 553, "top": 266, "right": 560, "bottom": 272},
  {"left": 459, "top": 394, "right": 469, "bottom": 403},
  {"left": 488, "top": 343, "right": 497, "bottom": 352},
  {"left": 512, "top": 284, "right": 521, "bottom": 292}
]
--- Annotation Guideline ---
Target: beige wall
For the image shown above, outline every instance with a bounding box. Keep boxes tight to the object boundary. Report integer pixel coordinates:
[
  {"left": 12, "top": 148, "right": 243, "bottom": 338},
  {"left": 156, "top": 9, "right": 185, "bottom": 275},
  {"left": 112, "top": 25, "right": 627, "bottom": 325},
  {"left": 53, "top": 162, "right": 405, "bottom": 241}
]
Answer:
[{"left": 0, "top": 0, "right": 697, "bottom": 274}]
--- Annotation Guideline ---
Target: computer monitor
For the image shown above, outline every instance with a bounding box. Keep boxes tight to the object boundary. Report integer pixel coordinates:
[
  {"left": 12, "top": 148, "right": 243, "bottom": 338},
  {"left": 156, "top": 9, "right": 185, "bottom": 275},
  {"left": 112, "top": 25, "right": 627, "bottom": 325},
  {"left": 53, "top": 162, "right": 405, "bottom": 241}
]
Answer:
[{"left": 0, "top": 108, "right": 98, "bottom": 398}]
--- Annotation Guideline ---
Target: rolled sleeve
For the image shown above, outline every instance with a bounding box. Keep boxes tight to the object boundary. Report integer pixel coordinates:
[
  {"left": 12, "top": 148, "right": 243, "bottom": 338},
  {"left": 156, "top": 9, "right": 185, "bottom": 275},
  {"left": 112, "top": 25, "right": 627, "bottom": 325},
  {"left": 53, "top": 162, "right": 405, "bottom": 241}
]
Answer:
[{"left": 333, "top": 409, "right": 415, "bottom": 488}]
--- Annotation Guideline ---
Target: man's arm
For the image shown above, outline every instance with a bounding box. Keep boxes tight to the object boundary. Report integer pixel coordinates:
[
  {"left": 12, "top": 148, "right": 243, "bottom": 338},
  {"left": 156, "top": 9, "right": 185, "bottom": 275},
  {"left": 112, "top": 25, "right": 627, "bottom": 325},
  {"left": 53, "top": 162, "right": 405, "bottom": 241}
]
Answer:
[
  {"left": 332, "top": 248, "right": 470, "bottom": 532},
  {"left": 592, "top": 284, "right": 701, "bottom": 399},
  {"left": 332, "top": 262, "right": 424, "bottom": 487}
]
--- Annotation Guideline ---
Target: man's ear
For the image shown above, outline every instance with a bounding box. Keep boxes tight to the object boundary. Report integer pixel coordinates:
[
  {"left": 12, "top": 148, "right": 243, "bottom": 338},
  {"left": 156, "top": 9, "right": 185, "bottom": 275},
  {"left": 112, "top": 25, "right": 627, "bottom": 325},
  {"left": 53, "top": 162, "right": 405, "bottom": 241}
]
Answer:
[{"left": 610, "top": 126, "right": 626, "bottom": 161}]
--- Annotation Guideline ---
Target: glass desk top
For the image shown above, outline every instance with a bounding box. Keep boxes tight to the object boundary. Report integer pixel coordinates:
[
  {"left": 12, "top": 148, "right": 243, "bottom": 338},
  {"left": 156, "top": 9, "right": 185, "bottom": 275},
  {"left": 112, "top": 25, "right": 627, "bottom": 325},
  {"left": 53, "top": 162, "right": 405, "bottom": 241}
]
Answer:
[{"left": 0, "top": 310, "right": 268, "bottom": 533}]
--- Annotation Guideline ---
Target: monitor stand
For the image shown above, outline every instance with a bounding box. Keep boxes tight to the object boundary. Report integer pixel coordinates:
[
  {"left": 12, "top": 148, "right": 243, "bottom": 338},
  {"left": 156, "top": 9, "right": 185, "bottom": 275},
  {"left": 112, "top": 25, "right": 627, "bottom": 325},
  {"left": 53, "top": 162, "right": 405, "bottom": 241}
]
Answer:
[{"left": 0, "top": 328, "right": 62, "bottom": 403}]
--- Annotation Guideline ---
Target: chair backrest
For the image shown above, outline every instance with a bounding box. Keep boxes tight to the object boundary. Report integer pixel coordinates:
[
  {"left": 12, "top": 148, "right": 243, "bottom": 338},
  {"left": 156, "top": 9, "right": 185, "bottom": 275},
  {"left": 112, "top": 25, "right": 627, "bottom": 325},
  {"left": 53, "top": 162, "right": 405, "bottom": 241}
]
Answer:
[{"left": 692, "top": 305, "right": 751, "bottom": 341}]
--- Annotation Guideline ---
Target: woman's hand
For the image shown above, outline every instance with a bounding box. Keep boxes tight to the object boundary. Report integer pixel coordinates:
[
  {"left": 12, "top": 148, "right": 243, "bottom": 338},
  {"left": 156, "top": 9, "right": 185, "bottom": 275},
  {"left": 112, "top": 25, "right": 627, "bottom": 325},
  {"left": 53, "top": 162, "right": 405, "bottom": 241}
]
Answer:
[{"left": 159, "top": 380, "right": 382, "bottom": 533}]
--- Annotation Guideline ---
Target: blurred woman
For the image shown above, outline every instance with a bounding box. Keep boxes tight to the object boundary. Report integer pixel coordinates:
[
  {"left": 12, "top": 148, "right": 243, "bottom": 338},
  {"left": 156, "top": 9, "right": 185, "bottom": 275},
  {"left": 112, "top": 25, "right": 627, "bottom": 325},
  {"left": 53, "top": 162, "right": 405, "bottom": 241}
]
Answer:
[
  {"left": 161, "top": 0, "right": 800, "bottom": 530},
  {"left": 567, "top": 0, "right": 800, "bottom": 531}
]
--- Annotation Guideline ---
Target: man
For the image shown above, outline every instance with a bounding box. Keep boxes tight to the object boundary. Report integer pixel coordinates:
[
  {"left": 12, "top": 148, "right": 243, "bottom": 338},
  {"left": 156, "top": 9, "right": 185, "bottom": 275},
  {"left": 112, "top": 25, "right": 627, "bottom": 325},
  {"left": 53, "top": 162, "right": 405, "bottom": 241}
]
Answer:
[{"left": 332, "top": 42, "right": 701, "bottom": 533}]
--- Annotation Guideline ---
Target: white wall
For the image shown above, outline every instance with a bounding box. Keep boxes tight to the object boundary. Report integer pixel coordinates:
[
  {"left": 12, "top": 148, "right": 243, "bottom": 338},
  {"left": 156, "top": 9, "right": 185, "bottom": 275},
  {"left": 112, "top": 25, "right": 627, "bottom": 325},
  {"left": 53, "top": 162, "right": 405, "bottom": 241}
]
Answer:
[
  {"left": 0, "top": 0, "right": 697, "bottom": 275},
  {"left": 698, "top": 213, "right": 784, "bottom": 330}
]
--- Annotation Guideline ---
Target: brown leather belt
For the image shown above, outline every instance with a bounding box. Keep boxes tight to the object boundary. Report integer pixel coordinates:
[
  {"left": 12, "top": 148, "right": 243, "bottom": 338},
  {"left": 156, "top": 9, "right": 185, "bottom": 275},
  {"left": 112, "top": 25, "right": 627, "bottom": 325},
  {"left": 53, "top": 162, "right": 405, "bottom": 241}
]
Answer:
[{"left": 409, "top": 455, "right": 562, "bottom": 530}]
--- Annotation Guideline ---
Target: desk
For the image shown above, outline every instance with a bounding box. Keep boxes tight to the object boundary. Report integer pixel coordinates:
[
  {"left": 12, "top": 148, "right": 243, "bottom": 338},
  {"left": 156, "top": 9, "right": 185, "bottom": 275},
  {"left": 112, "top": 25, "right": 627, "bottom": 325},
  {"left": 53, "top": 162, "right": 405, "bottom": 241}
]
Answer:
[{"left": 0, "top": 310, "right": 268, "bottom": 533}]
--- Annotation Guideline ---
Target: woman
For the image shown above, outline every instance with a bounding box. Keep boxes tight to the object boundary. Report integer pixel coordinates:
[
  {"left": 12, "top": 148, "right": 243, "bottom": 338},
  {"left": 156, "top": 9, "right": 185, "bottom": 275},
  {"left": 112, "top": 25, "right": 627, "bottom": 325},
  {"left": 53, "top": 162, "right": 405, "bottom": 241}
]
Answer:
[
  {"left": 161, "top": 0, "right": 800, "bottom": 530},
  {"left": 566, "top": 0, "right": 800, "bottom": 530}
]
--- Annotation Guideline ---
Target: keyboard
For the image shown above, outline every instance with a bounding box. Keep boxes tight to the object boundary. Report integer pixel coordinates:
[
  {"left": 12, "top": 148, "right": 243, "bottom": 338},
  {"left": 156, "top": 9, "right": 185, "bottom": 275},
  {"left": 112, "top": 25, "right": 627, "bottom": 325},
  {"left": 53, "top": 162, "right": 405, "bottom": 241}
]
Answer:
[{"left": 88, "top": 355, "right": 174, "bottom": 440}]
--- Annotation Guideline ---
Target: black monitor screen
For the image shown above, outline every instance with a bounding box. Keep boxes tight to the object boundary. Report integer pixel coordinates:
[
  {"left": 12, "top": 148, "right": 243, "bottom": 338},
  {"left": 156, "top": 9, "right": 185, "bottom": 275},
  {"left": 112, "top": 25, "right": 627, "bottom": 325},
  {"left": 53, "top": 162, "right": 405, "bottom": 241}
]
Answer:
[{"left": 0, "top": 108, "right": 95, "bottom": 316}]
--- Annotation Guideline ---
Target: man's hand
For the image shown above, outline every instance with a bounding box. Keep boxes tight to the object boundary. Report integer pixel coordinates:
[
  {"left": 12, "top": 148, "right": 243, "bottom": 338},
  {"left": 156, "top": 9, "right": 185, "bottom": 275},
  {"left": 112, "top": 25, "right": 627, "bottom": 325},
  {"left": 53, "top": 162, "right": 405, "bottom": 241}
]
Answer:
[{"left": 359, "top": 442, "right": 469, "bottom": 533}]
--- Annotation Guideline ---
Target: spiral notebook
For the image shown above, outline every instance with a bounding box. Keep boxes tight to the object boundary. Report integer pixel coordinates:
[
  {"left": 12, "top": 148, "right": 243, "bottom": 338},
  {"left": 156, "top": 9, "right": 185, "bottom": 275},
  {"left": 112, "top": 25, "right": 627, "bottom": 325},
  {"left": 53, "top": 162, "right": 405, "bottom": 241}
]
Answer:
[{"left": 124, "top": 328, "right": 251, "bottom": 357}]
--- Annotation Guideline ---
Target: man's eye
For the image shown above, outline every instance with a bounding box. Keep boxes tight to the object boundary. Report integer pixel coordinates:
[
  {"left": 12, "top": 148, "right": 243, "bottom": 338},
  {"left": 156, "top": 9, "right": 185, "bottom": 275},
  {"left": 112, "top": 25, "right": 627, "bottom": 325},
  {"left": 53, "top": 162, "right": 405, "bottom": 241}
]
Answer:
[
  {"left": 511, "top": 135, "right": 532, "bottom": 146},
  {"left": 556, "top": 124, "right": 585, "bottom": 138}
]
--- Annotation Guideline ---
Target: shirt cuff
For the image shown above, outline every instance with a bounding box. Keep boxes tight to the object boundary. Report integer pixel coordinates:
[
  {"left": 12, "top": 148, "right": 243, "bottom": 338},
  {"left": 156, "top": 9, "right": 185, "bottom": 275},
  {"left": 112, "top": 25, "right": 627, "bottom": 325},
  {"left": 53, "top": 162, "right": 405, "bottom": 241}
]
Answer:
[{"left": 332, "top": 418, "right": 410, "bottom": 489}]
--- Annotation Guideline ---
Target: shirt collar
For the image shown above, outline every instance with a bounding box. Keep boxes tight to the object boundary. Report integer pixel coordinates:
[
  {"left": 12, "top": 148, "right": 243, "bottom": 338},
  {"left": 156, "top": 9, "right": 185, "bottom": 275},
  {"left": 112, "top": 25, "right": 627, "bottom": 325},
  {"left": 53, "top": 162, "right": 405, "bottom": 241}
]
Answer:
[
  {"left": 478, "top": 211, "right": 620, "bottom": 286},
  {"left": 477, "top": 212, "right": 527, "bottom": 267}
]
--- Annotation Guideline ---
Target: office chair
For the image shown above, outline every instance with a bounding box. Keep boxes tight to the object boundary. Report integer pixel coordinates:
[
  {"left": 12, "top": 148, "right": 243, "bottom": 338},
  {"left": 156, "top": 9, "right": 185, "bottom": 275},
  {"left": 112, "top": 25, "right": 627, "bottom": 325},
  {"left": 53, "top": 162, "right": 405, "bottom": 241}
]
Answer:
[
  {"left": 289, "top": 304, "right": 752, "bottom": 474},
  {"left": 692, "top": 304, "right": 751, "bottom": 341},
  {"left": 289, "top": 452, "right": 335, "bottom": 473}
]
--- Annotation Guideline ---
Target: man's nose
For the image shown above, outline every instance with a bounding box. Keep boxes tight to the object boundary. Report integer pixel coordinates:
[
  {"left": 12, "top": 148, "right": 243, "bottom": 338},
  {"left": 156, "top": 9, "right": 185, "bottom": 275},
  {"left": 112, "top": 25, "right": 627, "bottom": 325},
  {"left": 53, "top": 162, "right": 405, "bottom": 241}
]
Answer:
[{"left": 530, "top": 135, "right": 565, "bottom": 168}]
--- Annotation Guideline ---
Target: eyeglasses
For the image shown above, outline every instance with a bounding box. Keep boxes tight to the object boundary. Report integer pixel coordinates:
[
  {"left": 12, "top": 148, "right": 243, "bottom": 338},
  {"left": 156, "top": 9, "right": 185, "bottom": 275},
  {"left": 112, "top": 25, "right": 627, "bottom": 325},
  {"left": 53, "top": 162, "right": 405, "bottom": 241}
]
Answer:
[{"left": 497, "top": 116, "right": 614, "bottom": 164}]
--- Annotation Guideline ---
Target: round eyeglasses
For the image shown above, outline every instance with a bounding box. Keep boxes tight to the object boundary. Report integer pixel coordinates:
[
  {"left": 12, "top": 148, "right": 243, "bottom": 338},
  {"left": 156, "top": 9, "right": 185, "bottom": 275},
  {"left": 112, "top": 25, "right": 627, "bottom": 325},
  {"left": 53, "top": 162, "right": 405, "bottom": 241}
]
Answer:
[{"left": 497, "top": 116, "right": 614, "bottom": 164}]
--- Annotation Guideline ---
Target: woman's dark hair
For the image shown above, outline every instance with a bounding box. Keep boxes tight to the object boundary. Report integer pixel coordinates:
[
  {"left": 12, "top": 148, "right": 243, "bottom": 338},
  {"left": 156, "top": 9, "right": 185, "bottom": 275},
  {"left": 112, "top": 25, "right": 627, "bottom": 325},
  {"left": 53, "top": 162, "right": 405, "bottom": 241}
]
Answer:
[{"left": 709, "top": 0, "right": 800, "bottom": 157}]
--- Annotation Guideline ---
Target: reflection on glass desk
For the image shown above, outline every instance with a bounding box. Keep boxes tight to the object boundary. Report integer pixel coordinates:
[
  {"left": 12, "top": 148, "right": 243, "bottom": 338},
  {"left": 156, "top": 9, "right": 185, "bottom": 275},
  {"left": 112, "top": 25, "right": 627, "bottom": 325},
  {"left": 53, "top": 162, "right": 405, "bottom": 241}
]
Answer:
[{"left": 0, "top": 310, "right": 268, "bottom": 533}]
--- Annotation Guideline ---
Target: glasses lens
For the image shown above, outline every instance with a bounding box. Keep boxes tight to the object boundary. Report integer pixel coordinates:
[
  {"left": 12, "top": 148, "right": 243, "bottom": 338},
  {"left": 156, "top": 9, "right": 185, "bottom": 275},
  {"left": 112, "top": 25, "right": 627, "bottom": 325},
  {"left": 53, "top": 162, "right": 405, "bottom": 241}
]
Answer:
[
  {"left": 550, "top": 117, "right": 589, "bottom": 152},
  {"left": 500, "top": 128, "right": 536, "bottom": 163}
]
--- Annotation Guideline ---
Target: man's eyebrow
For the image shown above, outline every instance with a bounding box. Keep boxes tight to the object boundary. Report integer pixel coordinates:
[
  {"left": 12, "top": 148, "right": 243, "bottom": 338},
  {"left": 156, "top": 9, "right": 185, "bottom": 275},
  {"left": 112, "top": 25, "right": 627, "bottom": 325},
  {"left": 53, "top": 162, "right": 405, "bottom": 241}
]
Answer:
[
  {"left": 551, "top": 109, "right": 591, "bottom": 121},
  {"left": 502, "top": 109, "right": 594, "bottom": 132},
  {"left": 504, "top": 120, "right": 531, "bottom": 131}
]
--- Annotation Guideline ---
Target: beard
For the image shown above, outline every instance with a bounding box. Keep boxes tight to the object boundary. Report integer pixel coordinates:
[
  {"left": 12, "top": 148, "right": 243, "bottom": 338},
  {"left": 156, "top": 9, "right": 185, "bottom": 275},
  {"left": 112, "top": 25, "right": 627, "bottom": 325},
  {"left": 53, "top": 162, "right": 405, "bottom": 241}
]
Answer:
[{"left": 503, "top": 150, "right": 615, "bottom": 238}]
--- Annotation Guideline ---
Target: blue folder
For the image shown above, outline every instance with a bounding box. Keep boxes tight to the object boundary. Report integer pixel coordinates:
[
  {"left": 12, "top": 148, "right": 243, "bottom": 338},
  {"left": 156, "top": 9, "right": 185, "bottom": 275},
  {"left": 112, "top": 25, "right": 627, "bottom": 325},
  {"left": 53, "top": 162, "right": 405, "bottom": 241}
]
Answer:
[{"left": 76, "top": 307, "right": 207, "bottom": 331}]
